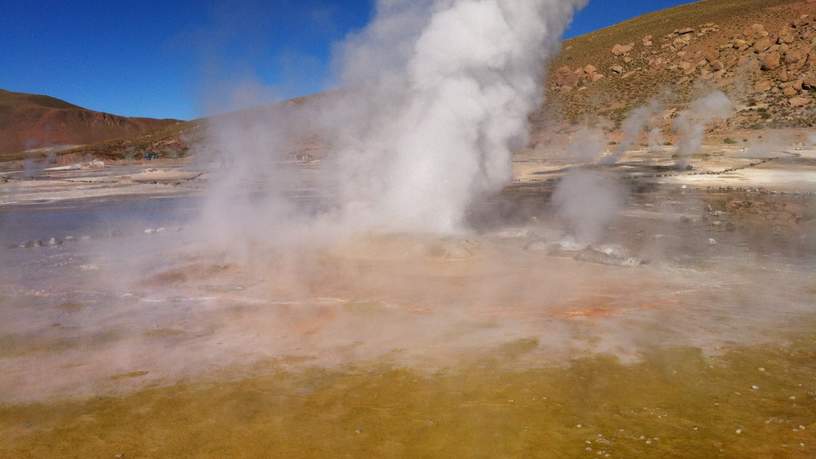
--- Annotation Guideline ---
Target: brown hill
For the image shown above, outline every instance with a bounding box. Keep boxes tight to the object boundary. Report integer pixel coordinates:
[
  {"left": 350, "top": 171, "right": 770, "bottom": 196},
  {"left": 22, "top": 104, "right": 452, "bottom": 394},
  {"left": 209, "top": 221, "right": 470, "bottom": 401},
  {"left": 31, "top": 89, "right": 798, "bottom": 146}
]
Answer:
[
  {"left": 0, "top": 89, "right": 182, "bottom": 158},
  {"left": 540, "top": 0, "right": 816, "bottom": 133},
  {"left": 7, "top": 0, "right": 815, "bottom": 164}
]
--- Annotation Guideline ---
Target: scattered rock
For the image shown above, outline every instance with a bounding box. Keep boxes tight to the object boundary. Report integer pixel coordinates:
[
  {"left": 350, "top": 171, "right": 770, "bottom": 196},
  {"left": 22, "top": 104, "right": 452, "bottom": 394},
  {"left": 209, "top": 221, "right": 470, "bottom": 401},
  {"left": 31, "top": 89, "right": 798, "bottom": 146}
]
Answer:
[
  {"left": 779, "top": 68, "right": 791, "bottom": 82},
  {"left": 803, "top": 75, "right": 816, "bottom": 90},
  {"left": 760, "top": 51, "right": 781, "bottom": 70},
  {"left": 753, "top": 37, "right": 772, "bottom": 52},
  {"left": 784, "top": 49, "right": 804, "bottom": 64},
  {"left": 574, "top": 247, "right": 643, "bottom": 267},
  {"left": 679, "top": 61, "right": 695, "bottom": 74},
  {"left": 553, "top": 66, "right": 579, "bottom": 88},
  {"left": 674, "top": 35, "right": 692, "bottom": 48},
  {"left": 778, "top": 27, "right": 796, "bottom": 44},
  {"left": 751, "top": 23, "right": 768, "bottom": 38},
  {"left": 611, "top": 43, "right": 635, "bottom": 56},
  {"left": 703, "top": 49, "right": 719, "bottom": 63},
  {"left": 648, "top": 56, "right": 665, "bottom": 69},
  {"left": 81, "top": 159, "right": 105, "bottom": 169}
]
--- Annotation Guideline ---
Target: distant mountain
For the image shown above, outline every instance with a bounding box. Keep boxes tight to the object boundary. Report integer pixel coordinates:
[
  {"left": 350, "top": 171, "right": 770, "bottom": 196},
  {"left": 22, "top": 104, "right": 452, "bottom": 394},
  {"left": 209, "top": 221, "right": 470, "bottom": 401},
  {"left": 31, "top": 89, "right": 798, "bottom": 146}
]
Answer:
[{"left": 0, "top": 89, "right": 182, "bottom": 157}]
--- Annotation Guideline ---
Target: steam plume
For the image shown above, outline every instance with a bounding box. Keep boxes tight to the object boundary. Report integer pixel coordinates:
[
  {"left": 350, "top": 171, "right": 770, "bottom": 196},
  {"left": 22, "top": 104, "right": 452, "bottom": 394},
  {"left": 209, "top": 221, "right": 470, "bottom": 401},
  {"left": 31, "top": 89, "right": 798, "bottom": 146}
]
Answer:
[
  {"left": 602, "top": 99, "right": 661, "bottom": 164},
  {"left": 565, "top": 126, "right": 607, "bottom": 163},
  {"left": 647, "top": 127, "right": 665, "bottom": 153},
  {"left": 553, "top": 170, "right": 625, "bottom": 245},
  {"left": 201, "top": 0, "right": 588, "bottom": 240},
  {"left": 672, "top": 91, "right": 733, "bottom": 169}
]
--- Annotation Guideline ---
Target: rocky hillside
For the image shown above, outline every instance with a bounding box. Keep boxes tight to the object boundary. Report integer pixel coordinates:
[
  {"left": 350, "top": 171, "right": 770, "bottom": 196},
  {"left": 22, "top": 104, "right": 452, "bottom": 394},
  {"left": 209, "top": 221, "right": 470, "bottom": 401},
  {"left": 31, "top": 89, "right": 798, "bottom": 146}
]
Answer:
[
  {"left": 7, "top": 0, "right": 815, "bottom": 164},
  {"left": 0, "top": 89, "right": 182, "bottom": 159},
  {"left": 541, "top": 0, "right": 816, "bottom": 132}
]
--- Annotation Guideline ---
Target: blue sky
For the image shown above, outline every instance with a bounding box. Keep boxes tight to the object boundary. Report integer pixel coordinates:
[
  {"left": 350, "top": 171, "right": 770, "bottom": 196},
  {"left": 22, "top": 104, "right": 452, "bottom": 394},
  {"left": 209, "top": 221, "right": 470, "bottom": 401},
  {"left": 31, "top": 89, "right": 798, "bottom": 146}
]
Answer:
[{"left": 0, "top": 0, "right": 692, "bottom": 120}]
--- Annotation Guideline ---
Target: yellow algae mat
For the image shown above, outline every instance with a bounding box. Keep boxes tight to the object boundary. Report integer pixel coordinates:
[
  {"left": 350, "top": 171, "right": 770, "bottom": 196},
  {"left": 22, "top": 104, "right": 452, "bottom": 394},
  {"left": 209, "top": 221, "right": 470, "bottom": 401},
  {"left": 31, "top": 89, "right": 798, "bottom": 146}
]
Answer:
[{"left": 2, "top": 332, "right": 815, "bottom": 458}]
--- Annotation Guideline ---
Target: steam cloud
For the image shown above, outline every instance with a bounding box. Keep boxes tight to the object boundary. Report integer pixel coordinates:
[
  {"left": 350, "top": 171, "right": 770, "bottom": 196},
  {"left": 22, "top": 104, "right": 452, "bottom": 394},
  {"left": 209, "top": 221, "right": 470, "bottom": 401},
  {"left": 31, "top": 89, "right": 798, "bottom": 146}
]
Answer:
[
  {"left": 566, "top": 126, "right": 607, "bottom": 163},
  {"left": 201, "top": 0, "right": 587, "bottom": 241},
  {"left": 553, "top": 170, "right": 625, "bottom": 245},
  {"left": 647, "top": 127, "right": 665, "bottom": 153},
  {"left": 672, "top": 90, "right": 733, "bottom": 169},
  {"left": 602, "top": 99, "right": 662, "bottom": 165}
]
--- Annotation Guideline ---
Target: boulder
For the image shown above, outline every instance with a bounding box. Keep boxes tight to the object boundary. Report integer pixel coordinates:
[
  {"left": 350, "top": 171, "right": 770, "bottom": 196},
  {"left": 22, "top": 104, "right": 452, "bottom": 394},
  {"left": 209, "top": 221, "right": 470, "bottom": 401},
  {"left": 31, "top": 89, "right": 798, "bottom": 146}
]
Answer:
[
  {"left": 751, "top": 23, "right": 769, "bottom": 37},
  {"left": 803, "top": 74, "right": 816, "bottom": 90},
  {"left": 733, "top": 39, "right": 750, "bottom": 51},
  {"left": 778, "top": 27, "right": 796, "bottom": 44},
  {"left": 784, "top": 49, "right": 804, "bottom": 64},
  {"left": 703, "top": 48, "right": 719, "bottom": 63},
  {"left": 753, "top": 37, "right": 772, "bottom": 52},
  {"left": 754, "top": 79, "right": 773, "bottom": 92},
  {"left": 779, "top": 68, "right": 790, "bottom": 81},
  {"left": 553, "top": 66, "right": 579, "bottom": 87},
  {"left": 611, "top": 65, "right": 624, "bottom": 74},
  {"left": 676, "top": 27, "right": 694, "bottom": 35},
  {"left": 789, "top": 96, "right": 810, "bottom": 107},
  {"left": 642, "top": 35, "right": 653, "bottom": 46},
  {"left": 611, "top": 43, "right": 635, "bottom": 56},
  {"left": 679, "top": 61, "right": 695, "bottom": 74},
  {"left": 783, "top": 86, "right": 798, "bottom": 97},
  {"left": 674, "top": 35, "right": 692, "bottom": 48},
  {"left": 760, "top": 51, "right": 781, "bottom": 70}
]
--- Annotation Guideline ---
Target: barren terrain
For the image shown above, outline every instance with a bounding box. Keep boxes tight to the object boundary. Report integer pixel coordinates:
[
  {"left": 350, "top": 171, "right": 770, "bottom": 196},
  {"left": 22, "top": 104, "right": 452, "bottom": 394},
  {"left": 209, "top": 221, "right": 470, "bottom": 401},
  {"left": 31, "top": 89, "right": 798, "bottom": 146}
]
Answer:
[{"left": 1, "top": 134, "right": 815, "bottom": 456}]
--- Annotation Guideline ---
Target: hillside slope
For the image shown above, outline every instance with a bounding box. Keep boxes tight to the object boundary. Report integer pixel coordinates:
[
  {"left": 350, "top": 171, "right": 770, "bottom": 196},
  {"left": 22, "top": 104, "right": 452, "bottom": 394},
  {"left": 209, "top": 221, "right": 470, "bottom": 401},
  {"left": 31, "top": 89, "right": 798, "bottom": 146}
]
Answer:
[
  {"left": 0, "top": 89, "right": 182, "bottom": 157},
  {"left": 539, "top": 0, "right": 816, "bottom": 133},
  {"left": 6, "top": 0, "right": 815, "bottom": 164}
]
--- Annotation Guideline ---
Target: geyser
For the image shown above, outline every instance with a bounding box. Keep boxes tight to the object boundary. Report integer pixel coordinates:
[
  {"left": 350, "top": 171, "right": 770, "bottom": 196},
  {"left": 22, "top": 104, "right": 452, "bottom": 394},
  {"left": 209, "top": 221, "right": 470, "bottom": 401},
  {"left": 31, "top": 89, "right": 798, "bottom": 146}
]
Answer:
[{"left": 202, "top": 0, "right": 587, "bottom": 240}]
